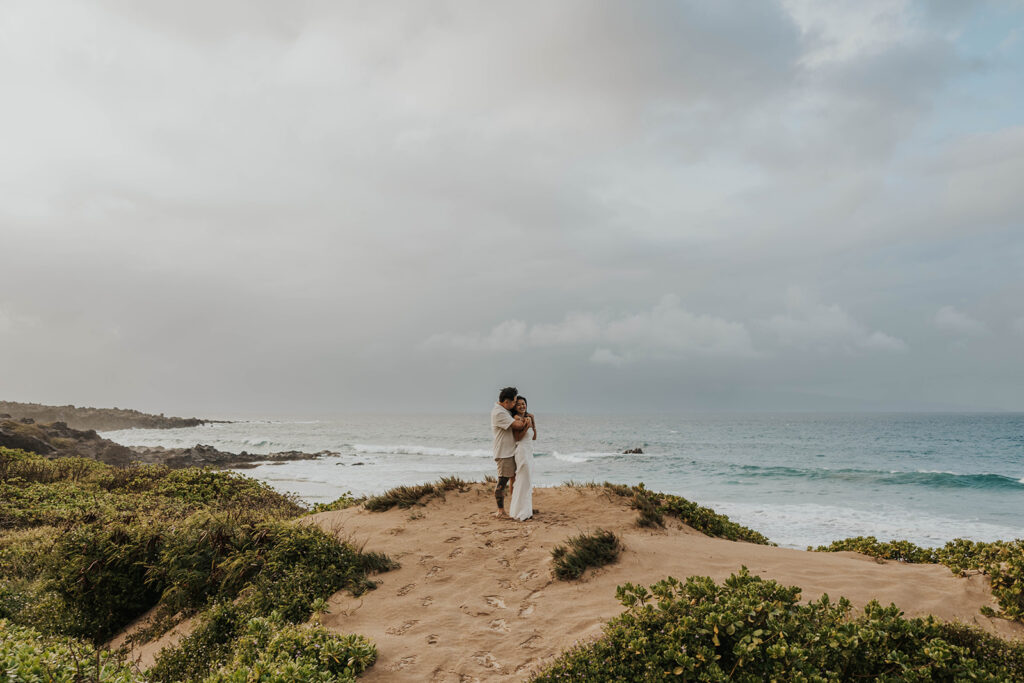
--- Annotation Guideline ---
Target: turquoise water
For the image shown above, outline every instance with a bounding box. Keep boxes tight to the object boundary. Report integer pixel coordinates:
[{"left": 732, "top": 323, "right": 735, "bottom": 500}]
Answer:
[{"left": 103, "top": 412, "right": 1024, "bottom": 548}]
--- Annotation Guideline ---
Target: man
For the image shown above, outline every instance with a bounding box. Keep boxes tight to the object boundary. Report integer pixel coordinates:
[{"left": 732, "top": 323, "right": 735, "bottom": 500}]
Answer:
[{"left": 491, "top": 386, "right": 529, "bottom": 518}]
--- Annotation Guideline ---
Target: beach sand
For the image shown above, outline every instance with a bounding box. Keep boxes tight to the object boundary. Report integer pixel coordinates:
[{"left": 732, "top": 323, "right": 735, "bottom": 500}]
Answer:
[
  {"left": 306, "top": 484, "right": 1022, "bottom": 681},
  {"left": 114, "top": 483, "right": 1022, "bottom": 680}
]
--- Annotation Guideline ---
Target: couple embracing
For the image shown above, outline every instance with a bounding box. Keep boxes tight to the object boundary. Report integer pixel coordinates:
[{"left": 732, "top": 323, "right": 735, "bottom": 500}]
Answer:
[{"left": 490, "top": 386, "right": 537, "bottom": 520}]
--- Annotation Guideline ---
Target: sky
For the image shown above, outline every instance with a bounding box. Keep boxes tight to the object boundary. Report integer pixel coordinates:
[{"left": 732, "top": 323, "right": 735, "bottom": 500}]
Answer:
[{"left": 2, "top": 0, "right": 1023, "bottom": 415}]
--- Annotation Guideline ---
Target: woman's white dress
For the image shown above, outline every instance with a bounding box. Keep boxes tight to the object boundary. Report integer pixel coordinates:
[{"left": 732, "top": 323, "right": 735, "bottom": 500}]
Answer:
[{"left": 508, "top": 431, "right": 534, "bottom": 521}]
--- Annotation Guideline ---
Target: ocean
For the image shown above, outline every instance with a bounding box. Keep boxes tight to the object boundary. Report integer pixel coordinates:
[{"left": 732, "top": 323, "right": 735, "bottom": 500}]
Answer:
[{"left": 101, "top": 412, "right": 1024, "bottom": 549}]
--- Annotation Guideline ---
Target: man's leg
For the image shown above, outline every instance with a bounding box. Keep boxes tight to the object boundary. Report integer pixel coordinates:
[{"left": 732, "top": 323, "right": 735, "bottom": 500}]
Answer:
[{"left": 495, "top": 476, "right": 510, "bottom": 515}]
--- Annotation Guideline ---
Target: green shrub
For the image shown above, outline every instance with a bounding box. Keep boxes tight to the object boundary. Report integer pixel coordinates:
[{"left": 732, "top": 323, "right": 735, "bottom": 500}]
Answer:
[
  {"left": 148, "top": 521, "right": 396, "bottom": 682},
  {"left": 551, "top": 529, "right": 622, "bottom": 581},
  {"left": 147, "top": 601, "right": 247, "bottom": 683},
  {"left": 586, "top": 482, "right": 773, "bottom": 544},
  {"left": 363, "top": 476, "right": 470, "bottom": 512},
  {"left": 104, "top": 465, "right": 304, "bottom": 516},
  {"left": 242, "top": 523, "right": 395, "bottom": 622},
  {"left": 43, "top": 519, "right": 164, "bottom": 643},
  {"left": 811, "top": 536, "right": 1024, "bottom": 622},
  {"left": 204, "top": 615, "right": 377, "bottom": 682},
  {"left": 532, "top": 568, "right": 1024, "bottom": 681},
  {"left": 631, "top": 489, "right": 665, "bottom": 528},
  {"left": 310, "top": 492, "right": 362, "bottom": 513},
  {"left": 0, "top": 618, "right": 137, "bottom": 682},
  {"left": 810, "top": 535, "right": 940, "bottom": 563}
]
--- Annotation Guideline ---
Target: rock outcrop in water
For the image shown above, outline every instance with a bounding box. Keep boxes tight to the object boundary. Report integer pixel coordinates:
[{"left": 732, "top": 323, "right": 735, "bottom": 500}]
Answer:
[{"left": 128, "top": 444, "right": 335, "bottom": 469}]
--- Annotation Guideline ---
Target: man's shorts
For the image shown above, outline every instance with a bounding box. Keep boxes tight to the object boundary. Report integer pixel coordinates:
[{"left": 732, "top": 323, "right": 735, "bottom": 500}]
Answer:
[{"left": 496, "top": 457, "right": 516, "bottom": 478}]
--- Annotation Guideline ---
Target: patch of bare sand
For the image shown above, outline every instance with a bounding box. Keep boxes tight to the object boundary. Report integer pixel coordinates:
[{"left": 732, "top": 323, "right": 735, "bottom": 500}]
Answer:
[
  {"left": 304, "top": 484, "right": 1022, "bottom": 682},
  {"left": 106, "top": 609, "right": 195, "bottom": 671}
]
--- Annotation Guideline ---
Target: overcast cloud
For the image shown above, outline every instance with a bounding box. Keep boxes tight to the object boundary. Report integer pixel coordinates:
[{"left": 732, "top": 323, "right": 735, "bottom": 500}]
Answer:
[{"left": 1, "top": 0, "right": 1022, "bottom": 414}]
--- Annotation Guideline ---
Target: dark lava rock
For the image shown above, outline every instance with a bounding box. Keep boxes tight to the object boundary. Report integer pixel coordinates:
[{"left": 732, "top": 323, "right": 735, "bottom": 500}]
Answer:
[
  {"left": 128, "top": 445, "right": 335, "bottom": 469},
  {"left": 0, "top": 423, "right": 56, "bottom": 455},
  {"left": 622, "top": 447, "right": 644, "bottom": 454}
]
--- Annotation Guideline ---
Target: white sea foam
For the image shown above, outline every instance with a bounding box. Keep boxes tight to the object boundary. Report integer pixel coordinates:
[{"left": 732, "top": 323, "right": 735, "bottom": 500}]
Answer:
[
  {"left": 710, "top": 500, "right": 1023, "bottom": 550},
  {"left": 551, "top": 451, "right": 623, "bottom": 463},
  {"left": 351, "top": 444, "right": 492, "bottom": 458}
]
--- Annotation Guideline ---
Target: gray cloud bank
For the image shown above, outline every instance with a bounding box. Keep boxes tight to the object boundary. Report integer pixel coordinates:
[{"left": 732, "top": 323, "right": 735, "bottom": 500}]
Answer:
[{"left": 1, "top": 0, "right": 1022, "bottom": 414}]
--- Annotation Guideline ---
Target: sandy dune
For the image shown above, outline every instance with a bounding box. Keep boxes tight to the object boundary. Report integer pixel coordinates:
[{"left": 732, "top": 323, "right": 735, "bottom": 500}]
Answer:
[{"left": 303, "top": 484, "right": 1022, "bottom": 682}]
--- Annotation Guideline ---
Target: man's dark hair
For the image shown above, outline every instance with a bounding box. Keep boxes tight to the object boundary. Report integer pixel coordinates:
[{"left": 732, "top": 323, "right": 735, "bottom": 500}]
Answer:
[{"left": 498, "top": 386, "right": 518, "bottom": 402}]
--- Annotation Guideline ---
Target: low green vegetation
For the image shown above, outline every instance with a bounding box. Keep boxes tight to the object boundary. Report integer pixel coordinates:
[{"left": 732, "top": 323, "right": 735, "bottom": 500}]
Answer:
[
  {"left": 205, "top": 614, "right": 377, "bottom": 682},
  {"left": 571, "top": 481, "right": 774, "bottom": 545},
  {"left": 5, "top": 444, "right": 1022, "bottom": 681},
  {"left": 362, "top": 475, "right": 470, "bottom": 511},
  {"left": 0, "top": 619, "right": 137, "bottom": 682},
  {"left": 811, "top": 535, "right": 1024, "bottom": 622},
  {"left": 311, "top": 492, "right": 363, "bottom": 513},
  {"left": 532, "top": 568, "right": 1024, "bottom": 681},
  {"left": 552, "top": 529, "right": 623, "bottom": 581},
  {"left": 0, "top": 446, "right": 397, "bottom": 682}
]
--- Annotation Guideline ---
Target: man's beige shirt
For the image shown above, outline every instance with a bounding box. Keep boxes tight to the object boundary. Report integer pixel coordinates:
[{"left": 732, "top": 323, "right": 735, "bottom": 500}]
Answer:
[{"left": 491, "top": 402, "right": 516, "bottom": 461}]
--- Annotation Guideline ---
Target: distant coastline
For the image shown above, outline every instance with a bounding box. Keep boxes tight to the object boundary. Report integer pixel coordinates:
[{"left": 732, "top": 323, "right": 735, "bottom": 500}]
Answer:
[
  {"left": 0, "top": 400, "right": 222, "bottom": 432},
  {"left": 0, "top": 400, "right": 329, "bottom": 469}
]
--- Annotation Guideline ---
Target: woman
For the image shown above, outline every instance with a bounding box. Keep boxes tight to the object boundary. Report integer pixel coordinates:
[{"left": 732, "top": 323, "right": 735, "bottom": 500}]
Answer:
[{"left": 507, "top": 396, "right": 536, "bottom": 521}]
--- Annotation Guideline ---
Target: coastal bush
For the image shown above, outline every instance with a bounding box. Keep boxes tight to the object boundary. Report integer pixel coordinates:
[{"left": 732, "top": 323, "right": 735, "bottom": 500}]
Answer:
[
  {"left": 149, "top": 514, "right": 395, "bottom": 622},
  {"left": 44, "top": 518, "right": 164, "bottom": 642},
  {"left": 0, "top": 445, "right": 398, "bottom": 678},
  {"left": 204, "top": 615, "right": 377, "bottom": 682},
  {"left": 0, "top": 448, "right": 104, "bottom": 484},
  {"left": 102, "top": 464, "right": 304, "bottom": 516},
  {"left": 148, "top": 525, "right": 396, "bottom": 683},
  {"left": 588, "top": 482, "right": 773, "bottom": 544},
  {"left": 310, "top": 492, "right": 362, "bottom": 513},
  {"left": 363, "top": 475, "right": 470, "bottom": 511},
  {"left": 147, "top": 521, "right": 396, "bottom": 681},
  {"left": 0, "top": 619, "right": 137, "bottom": 683},
  {"left": 147, "top": 601, "right": 247, "bottom": 683},
  {"left": 631, "top": 489, "right": 666, "bottom": 528},
  {"left": 531, "top": 568, "right": 1024, "bottom": 681},
  {"left": 241, "top": 522, "right": 396, "bottom": 621},
  {"left": 811, "top": 536, "right": 1024, "bottom": 622},
  {"left": 551, "top": 529, "right": 622, "bottom": 581}
]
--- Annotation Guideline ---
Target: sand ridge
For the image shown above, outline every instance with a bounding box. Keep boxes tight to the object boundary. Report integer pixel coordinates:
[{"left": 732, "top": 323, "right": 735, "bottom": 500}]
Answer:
[{"left": 305, "top": 484, "right": 1022, "bottom": 682}]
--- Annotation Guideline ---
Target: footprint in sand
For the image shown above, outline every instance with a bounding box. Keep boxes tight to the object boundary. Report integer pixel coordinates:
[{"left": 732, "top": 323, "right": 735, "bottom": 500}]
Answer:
[
  {"left": 425, "top": 565, "right": 443, "bottom": 578},
  {"left": 518, "top": 603, "right": 535, "bottom": 617},
  {"left": 497, "top": 557, "right": 511, "bottom": 568},
  {"left": 448, "top": 547, "right": 463, "bottom": 559},
  {"left": 389, "top": 655, "right": 417, "bottom": 671},
  {"left": 519, "top": 634, "right": 542, "bottom": 649},
  {"left": 444, "top": 536, "right": 460, "bottom": 543},
  {"left": 397, "top": 583, "right": 416, "bottom": 596},
  {"left": 488, "top": 618, "right": 510, "bottom": 632},
  {"left": 514, "top": 659, "right": 539, "bottom": 674},
  {"left": 418, "top": 555, "right": 435, "bottom": 565},
  {"left": 421, "top": 596, "right": 434, "bottom": 607},
  {"left": 519, "top": 569, "right": 537, "bottom": 581},
  {"left": 473, "top": 652, "right": 501, "bottom": 670},
  {"left": 484, "top": 596, "right": 506, "bottom": 609},
  {"left": 426, "top": 633, "right": 439, "bottom": 645},
  {"left": 385, "top": 620, "right": 419, "bottom": 636}
]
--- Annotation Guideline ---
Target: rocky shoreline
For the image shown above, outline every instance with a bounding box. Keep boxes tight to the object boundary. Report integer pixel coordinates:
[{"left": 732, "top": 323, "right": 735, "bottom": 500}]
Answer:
[{"left": 0, "top": 417, "right": 330, "bottom": 469}]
